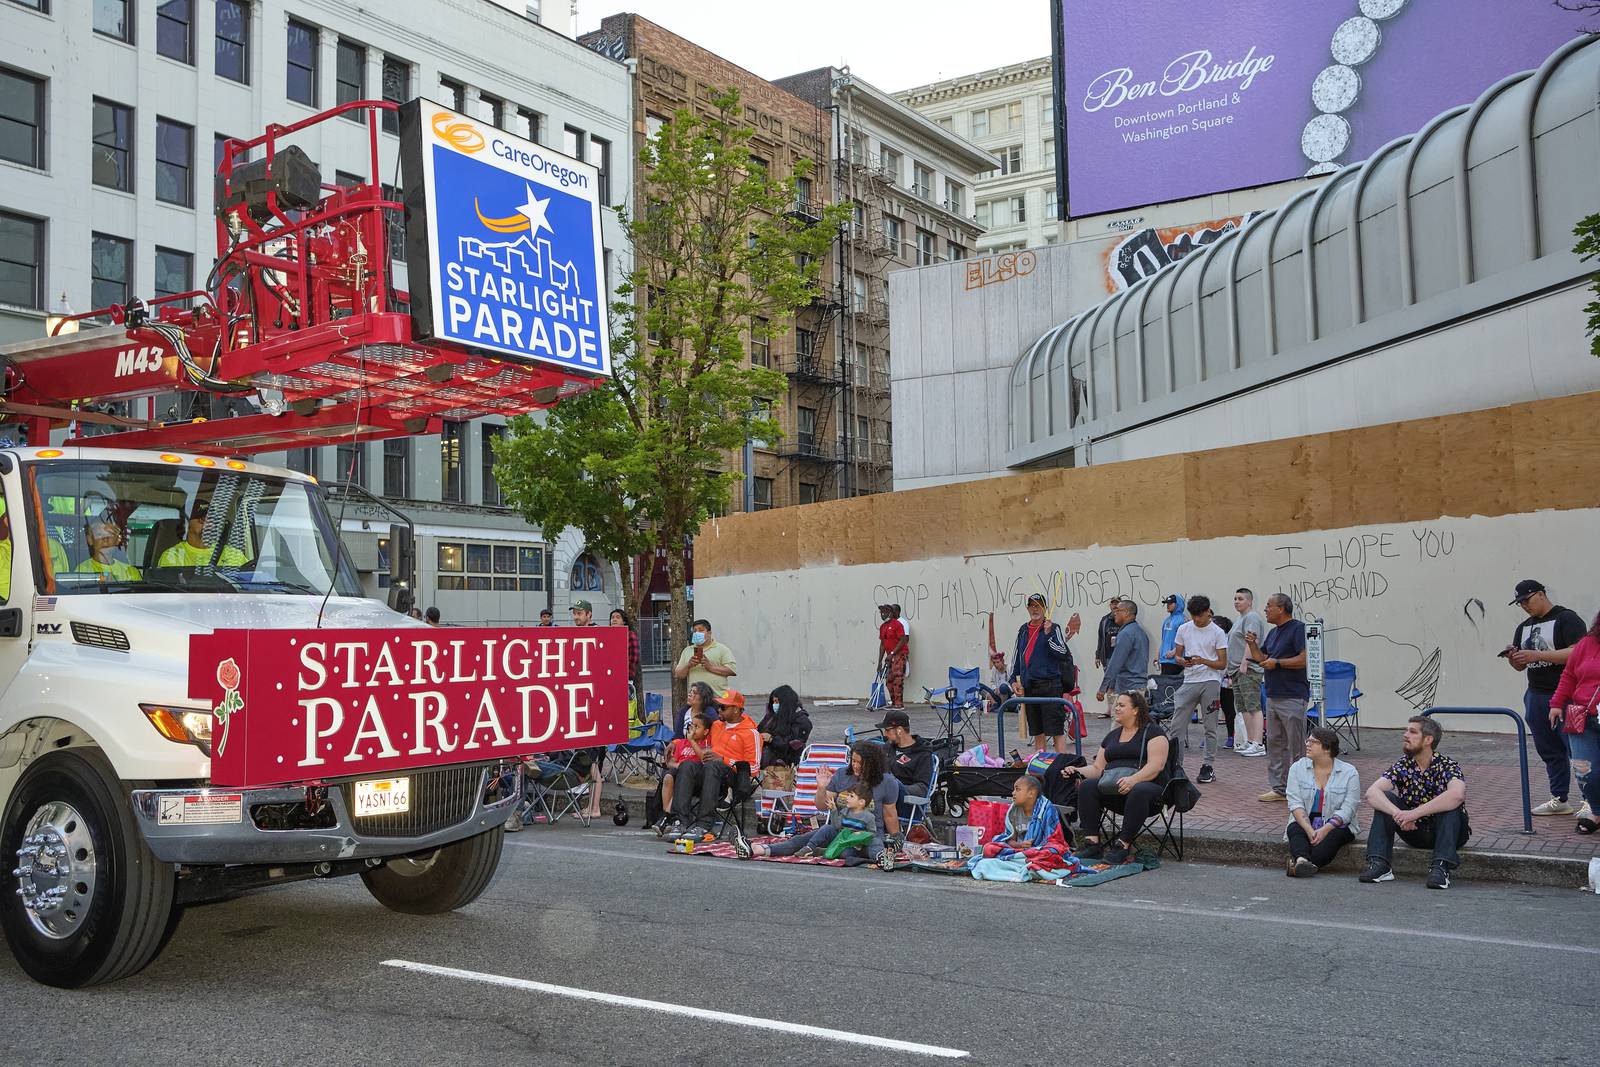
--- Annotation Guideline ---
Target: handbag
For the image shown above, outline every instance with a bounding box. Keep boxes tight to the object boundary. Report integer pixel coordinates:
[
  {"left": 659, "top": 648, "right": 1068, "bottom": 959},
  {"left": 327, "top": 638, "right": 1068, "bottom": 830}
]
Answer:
[
  {"left": 1563, "top": 687, "right": 1600, "bottom": 735},
  {"left": 1097, "top": 729, "right": 1147, "bottom": 795}
]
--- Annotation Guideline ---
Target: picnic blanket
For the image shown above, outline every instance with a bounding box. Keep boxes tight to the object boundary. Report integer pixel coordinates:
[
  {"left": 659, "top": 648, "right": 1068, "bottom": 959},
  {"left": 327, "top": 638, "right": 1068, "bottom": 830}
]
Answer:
[
  {"left": 669, "top": 836, "right": 911, "bottom": 868},
  {"left": 1056, "top": 849, "right": 1161, "bottom": 887}
]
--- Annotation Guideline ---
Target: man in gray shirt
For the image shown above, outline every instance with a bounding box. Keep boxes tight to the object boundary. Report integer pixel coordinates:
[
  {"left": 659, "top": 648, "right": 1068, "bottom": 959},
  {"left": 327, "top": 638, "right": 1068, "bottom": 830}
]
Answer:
[
  {"left": 1229, "top": 588, "right": 1267, "bottom": 757},
  {"left": 1098, "top": 599, "right": 1150, "bottom": 707}
]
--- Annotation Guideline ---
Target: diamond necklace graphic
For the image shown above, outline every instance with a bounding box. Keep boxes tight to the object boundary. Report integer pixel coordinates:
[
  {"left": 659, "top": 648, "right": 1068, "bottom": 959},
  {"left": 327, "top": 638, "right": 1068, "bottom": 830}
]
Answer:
[{"left": 1302, "top": 0, "right": 1411, "bottom": 174}]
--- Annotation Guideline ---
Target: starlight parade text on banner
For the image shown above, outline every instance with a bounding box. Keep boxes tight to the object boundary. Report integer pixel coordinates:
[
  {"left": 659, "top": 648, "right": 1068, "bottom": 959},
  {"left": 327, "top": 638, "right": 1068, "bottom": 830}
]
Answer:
[
  {"left": 187, "top": 627, "right": 630, "bottom": 789},
  {"left": 398, "top": 100, "right": 612, "bottom": 377}
]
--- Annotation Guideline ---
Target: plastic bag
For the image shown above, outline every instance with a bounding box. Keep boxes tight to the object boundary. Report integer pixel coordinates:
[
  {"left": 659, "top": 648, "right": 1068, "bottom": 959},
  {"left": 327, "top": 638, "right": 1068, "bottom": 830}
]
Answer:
[{"left": 967, "top": 798, "right": 1010, "bottom": 851}]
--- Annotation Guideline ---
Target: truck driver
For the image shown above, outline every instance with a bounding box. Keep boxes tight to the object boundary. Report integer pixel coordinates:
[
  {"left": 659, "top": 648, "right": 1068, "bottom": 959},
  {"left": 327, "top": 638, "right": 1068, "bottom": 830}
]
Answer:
[{"left": 157, "top": 503, "right": 247, "bottom": 568}]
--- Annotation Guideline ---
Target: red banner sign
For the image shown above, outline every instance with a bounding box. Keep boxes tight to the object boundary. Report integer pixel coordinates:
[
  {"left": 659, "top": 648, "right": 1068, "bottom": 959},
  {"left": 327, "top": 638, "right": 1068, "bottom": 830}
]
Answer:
[{"left": 187, "top": 626, "right": 630, "bottom": 789}]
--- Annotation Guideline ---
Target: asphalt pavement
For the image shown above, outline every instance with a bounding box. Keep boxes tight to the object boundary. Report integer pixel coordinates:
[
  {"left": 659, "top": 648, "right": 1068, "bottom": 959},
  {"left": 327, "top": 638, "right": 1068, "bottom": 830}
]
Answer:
[{"left": 4, "top": 823, "right": 1598, "bottom": 1065}]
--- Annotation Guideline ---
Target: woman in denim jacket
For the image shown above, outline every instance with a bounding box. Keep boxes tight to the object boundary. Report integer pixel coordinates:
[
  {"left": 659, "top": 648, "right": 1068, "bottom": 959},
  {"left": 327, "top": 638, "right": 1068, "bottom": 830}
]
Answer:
[{"left": 1285, "top": 727, "right": 1361, "bottom": 877}]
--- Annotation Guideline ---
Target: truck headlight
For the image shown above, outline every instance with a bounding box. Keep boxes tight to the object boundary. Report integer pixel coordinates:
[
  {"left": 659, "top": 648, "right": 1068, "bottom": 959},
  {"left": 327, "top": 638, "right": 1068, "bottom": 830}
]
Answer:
[{"left": 141, "top": 704, "right": 213, "bottom": 756}]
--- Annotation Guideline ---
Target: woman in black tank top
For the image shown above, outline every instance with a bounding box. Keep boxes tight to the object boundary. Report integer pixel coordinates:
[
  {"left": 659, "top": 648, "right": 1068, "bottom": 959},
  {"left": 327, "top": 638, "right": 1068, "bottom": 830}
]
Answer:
[{"left": 1061, "top": 691, "right": 1171, "bottom": 864}]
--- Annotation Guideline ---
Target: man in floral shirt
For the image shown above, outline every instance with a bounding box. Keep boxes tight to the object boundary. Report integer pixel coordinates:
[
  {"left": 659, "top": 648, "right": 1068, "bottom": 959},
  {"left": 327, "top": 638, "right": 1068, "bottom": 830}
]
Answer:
[{"left": 1360, "top": 716, "right": 1470, "bottom": 890}]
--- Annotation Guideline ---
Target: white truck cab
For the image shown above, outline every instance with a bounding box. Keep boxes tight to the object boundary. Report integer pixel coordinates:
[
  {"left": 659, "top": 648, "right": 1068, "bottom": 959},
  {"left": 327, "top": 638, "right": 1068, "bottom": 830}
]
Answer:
[{"left": 0, "top": 446, "right": 518, "bottom": 987}]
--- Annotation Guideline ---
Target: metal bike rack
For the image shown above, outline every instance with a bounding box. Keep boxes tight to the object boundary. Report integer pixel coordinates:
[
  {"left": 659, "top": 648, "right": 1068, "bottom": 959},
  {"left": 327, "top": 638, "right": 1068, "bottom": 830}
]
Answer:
[
  {"left": 1422, "top": 707, "right": 1534, "bottom": 835},
  {"left": 993, "top": 697, "right": 1084, "bottom": 759}
]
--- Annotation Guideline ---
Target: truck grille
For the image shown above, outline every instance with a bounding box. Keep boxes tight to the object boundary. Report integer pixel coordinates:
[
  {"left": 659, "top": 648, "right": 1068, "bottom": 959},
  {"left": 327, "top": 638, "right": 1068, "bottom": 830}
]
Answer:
[
  {"left": 72, "top": 622, "right": 131, "bottom": 651},
  {"left": 341, "top": 764, "right": 486, "bottom": 838}
]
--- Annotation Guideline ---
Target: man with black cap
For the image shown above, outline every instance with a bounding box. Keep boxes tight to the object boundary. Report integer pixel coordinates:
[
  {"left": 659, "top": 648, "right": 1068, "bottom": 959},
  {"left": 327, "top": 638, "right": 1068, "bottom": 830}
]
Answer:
[
  {"left": 879, "top": 708, "right": 934, "bottom": 802},
  {"left": 1504, "top": 579, "right": 1587, "bottom": 818},
  {"left": 876, "top": 604, "right": 909, "bottom": 710},
  {"left": 158, "top": 502, "right": 247, "bottom": 568},
  {"left": 1011, "top": 593, "right": 1080, "bottom": 753}
]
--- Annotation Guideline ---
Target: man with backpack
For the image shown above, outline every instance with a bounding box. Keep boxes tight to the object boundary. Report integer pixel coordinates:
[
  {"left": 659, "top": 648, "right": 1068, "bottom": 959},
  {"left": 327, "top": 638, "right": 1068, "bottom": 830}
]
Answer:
[{"left": 1011, "top": 593, "right": 1081, "bottom": 754}]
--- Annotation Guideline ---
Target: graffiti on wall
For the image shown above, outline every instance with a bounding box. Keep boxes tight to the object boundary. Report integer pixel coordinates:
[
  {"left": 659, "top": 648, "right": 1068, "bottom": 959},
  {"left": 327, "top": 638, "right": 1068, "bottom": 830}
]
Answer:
[
  {"left": 965, "top": 250, "right": 1037, "bottom": 291},
  {"left": 1101, "top": 214, "right": 1258, "bottom": 294}
]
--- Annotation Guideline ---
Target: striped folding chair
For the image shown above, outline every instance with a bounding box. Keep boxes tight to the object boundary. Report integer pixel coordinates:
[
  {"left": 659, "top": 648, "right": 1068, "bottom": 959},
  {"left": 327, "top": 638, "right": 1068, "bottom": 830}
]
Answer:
[{"left": 764, "top": 742, "right": 851, "bottom": 835}]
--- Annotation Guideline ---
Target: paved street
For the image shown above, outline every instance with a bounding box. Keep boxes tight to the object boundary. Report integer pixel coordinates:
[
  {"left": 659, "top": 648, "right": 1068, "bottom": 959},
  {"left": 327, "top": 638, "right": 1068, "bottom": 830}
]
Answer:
[{"left": 5, "top": 822, "right": 1598, "bottom": 1065}]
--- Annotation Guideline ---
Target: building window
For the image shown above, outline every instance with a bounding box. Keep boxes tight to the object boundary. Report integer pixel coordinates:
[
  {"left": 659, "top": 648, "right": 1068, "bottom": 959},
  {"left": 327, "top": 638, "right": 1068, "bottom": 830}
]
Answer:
[
  {"left": 853, "top": 343, "right": 870, "bottom": 386},
  {"left": 381, "top": 56, "right": 409, "bottom": 134},
  {"left": 91, "top": 232, "right": 132, "bottom": 311},
  {"left": 799, "top": 482, "right": 818, "bottom": 505},
  {"left": 944, "top": 180, "right": 965, "bottom": 216},
  {"left": 912, "top": 162, "right": 933, "bottom": 201},
  {"left": 948, "top": 242, "right": 967, "bottom": 262},
  {"left": 155, "top": 117, "right": 193, "bottom": 206},
  {"left": 286, "top": 448, "right": 315, "bottom": 476},
  {"left": 992, "top": 144, "right": 1022, "bottom": 176},
  {"left": 478, "top": 93, "right": 504, "bottom": 129},
  {"left": 851, "top": 273, "right": 867, "bottom": 314},
  {"left": 568, "top": 551, "right": 603, "bottom": 592},
  {"left": 797, "top": 406, "right": 817, "bottom": 450},
  {"left": 335, "top": 440, "right": 366, "bottom": 487},
  {"left": 937, "top": 115, "right": 953, "bottom": 131},
  {"left": 749, "top": 317, "right": 769, "bottom": 367},
  {"left": 752, "top": 477, "right": 773, "bottom": 511},
  {"left": 0, "top": 67, "right": 44, "bottom": 169},
  {"left": 562, "top": 124, "right": 584, "bottom": 160},
  {"left": 1045, "top": 188, "right": 1058, "bottom": 218},
  {"left": 525, "top": 0, "right": 542, "bottom": 23},
  {"left": 883, "top": 215, "right": 902, "bottom": 254},
  {"left": 286, "top": 19, "right": 318, "bottom": 106},
  {"left": 92, "top": 98, "right": 133, "bottom": 192},
  {"left": 153, "top": 247, "right": 192, "bottom": 303},
  {"left": 878, "top": 146, "right": 901, "bottom": 183},
  {"left": 380, "top": 182, "right": 404, "bottom": 260},
  {"left": 971, "top": 108, "right": 987, "bottom": 139},
  {"left": 383, "top": 437, "right": 410, "bottom": 497},
  {"left": 95, "top": 0, "right": 132, "bottom": 41},
  {"left": 590, "top": 135, "right": 611, "bottom": 205},
  {"left": 916, "top": 229, "right": 936, "bottom": 266},
  {"left": 335, "top": 39, "right": 365, "bottom": 120},
  {"left": 517, "top": 106, "right": 542, "bottom": 144},
  {"left": 481, "top": 424, "right": 504, "bottom": 507},
  {"left": 518, "top": 546, "right": 544, "bottom": 591},
  {"left": 0, "top": 211, "right": 43, "bottom": 309},
  {"left": 1012, "top": 195, "right": 1027, "bottom": 223},
  {"left": 334, "top": 169, "right": 363, "bottom": 188},
  {"left": 156, "top": 0, "right": 193, "bottom": 64},
  {"left": 215, "top": 0, "right": 249, "bottom": 83},
  {"left": 440, "top": 421, "right": 465, "bottom": 502},
  {"left": 439, "top": 77, "right": 464, "bottom": 113},
  {"left": 1041, "top": 93, "right": 1054, "bottom": 127}
]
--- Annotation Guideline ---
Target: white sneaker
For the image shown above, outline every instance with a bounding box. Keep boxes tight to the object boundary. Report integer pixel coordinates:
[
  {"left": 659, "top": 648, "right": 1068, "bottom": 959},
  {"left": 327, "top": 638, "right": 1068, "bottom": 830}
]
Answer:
[
  {"left": 1532, "top": 796, "right": 1579, "bottom": 816},
  {"left": 1579, "top": 802, "right": 1593, "bottom": 820},
  {"left": 1239, "top": 742, "right": 1265, "bottom": 757}
]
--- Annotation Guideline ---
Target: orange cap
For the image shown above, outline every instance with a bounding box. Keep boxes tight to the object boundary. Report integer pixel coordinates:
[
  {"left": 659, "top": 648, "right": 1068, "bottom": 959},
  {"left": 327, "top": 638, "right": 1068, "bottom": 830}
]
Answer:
[{"left": 716, "top": 689, "right": 746, "bottom": 710}]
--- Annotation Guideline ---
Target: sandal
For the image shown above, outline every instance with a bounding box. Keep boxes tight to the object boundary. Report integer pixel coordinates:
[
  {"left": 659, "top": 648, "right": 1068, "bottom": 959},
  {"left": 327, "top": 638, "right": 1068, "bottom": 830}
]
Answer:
[{"left": 1577, "top": 816, "right": 1598, "bottom": 834}]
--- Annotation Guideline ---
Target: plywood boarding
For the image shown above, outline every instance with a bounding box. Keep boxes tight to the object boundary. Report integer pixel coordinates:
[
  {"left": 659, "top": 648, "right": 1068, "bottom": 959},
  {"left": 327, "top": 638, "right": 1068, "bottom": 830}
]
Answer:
[{"left": 696, "top": 391, "right": 1600, "bottom": 578}]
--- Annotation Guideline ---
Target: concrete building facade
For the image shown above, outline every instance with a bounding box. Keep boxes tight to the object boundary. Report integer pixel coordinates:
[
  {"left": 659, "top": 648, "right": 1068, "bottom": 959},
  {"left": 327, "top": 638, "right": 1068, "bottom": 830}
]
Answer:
[
  {"left": 0, "top": 0, "right": 632, "bottom": 624},
  {"left": 775, "top": 66, "right": 993, "bottom": 497}
]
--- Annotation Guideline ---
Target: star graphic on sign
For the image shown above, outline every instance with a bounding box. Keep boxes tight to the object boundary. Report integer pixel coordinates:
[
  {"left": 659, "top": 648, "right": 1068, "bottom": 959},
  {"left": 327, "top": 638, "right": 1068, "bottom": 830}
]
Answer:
[{"left": 516, "top": 183, "right": 554, "bottom": 238}]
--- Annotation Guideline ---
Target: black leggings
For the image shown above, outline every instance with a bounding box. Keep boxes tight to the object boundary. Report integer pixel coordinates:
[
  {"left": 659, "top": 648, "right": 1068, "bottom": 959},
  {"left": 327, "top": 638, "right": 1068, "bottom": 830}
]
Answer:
[
  {"left": 1286, "top": 822, "right": 1355, "bottom": 868},
  {"left": 1076, "top": 777, "right": 1164, "bottom": 845},
  {"left": 1221, "top": 686, "right": 1236, "bottom": 739}
]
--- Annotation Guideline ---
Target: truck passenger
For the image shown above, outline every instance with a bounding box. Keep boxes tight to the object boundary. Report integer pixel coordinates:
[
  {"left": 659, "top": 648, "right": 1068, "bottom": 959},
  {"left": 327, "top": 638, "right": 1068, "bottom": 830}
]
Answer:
[
  {"left": 157, "top": 503, "right": 247, "bottom": 567},
  {"left": 75, "top": 517, "right": 141, "bottom": 581}
]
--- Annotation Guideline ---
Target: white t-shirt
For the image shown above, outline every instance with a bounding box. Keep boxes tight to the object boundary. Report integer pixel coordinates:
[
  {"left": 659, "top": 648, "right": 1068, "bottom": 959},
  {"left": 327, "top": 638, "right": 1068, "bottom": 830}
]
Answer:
[
  {"left": 1175, "top": 620, "right": 1228, "bottom": 684},
  {"left": 899, "top": 616, "right": 911, "bottom": 641}
]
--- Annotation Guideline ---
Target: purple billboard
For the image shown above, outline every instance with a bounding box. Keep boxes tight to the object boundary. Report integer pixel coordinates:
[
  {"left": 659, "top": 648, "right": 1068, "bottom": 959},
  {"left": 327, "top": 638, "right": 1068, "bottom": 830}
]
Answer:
[{"left": 1059, "top": 0, "right": 1588, "bottom": 218}]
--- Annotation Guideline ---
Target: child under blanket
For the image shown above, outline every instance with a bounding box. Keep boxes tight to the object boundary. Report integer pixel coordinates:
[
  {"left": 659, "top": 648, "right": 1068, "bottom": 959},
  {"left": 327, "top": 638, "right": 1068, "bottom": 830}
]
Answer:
[{"left": 969, "top": 774, "right": 1078, "bottom": 881}]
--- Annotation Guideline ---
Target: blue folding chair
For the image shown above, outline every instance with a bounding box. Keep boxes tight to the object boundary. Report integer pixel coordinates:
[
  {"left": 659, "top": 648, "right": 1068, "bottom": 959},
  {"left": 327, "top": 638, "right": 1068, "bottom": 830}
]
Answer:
[
  {"left": 608, "top": 718, "right": 673, "bottom": 784},
  {"left": 923, "top": 667, "right": 983, "bottom": 746},
  {"left": 1308, "top": 660, "right": 1362, "bottom": 751},
  {"left": 900, "top": 752, "right": 941, "bottom": 835}
]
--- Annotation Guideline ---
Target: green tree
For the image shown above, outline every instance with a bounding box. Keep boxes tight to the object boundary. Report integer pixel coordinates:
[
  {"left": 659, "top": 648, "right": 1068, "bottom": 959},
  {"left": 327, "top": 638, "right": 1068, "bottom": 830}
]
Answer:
[
  {"left": 1576, "top": 212, "right": 1600, "bottom": 359},
  {"left": 498, "top": 88, "right": 845, "bottom": 703}
]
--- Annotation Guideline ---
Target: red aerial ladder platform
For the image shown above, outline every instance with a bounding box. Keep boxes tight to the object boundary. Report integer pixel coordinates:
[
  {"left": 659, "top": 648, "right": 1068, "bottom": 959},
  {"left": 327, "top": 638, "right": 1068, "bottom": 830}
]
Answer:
[{"left": 0, "top": 99, "right": 598, "bottom": 456}]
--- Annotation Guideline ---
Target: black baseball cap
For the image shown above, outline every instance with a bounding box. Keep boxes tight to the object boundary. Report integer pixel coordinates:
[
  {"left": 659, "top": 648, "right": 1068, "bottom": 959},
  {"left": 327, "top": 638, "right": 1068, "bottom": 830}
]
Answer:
[
  {"left": 876, "top": 709, "right": 911, "bottom": 730},
  {"left": 1161, "top": 594, "right": 1178, "bottom": 605},
  {"left": 1509, "top": 579, "right": 1546, "bottom": 605}
]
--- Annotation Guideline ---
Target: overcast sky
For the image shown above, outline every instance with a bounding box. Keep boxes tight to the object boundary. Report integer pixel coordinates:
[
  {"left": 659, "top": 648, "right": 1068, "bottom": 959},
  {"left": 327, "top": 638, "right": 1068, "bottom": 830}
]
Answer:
[{"left": 577, "top": 2, "right": 1054, "bottom": 93}]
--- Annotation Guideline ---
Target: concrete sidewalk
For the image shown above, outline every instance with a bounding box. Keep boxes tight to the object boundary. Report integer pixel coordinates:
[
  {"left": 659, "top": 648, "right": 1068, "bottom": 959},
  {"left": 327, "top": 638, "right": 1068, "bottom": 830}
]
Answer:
[{"left": 629, "top": 685, "right": 1599, "bottom": 886}]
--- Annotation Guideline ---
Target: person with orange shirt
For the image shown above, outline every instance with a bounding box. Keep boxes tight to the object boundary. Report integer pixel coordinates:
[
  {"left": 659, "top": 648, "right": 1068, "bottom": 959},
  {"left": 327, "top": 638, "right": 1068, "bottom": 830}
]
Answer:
[{"left": 668, "top": 690, "right": 760, "bottom": 838}]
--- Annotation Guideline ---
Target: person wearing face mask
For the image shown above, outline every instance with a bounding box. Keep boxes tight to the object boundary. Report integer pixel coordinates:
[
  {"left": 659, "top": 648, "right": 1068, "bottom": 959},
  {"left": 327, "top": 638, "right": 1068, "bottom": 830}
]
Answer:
[
  {"left": 757, "top": 684, "right": 812, "bottom": 789},
  {"left": 672, "top": 618, "right": 737, "bottom": 693}
]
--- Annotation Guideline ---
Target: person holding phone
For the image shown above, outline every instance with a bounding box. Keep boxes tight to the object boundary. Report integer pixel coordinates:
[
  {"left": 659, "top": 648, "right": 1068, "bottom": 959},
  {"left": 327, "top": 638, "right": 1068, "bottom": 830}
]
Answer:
[
  {"left": 1062, "top": 691, "right": 1170, "bottom": 865},
  {"left": 1504, "top": 579, "right": 1587, "bottom": 818}
]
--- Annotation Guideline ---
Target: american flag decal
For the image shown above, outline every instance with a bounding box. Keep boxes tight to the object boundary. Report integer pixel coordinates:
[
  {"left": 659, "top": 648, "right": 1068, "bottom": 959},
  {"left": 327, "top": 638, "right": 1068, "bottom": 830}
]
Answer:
[{"left": 33, "top": 597, "right": 56, "bottom": 612}]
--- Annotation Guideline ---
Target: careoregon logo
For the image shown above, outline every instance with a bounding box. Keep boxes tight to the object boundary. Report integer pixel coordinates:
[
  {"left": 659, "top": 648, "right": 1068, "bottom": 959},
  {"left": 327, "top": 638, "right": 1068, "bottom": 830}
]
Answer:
[{"left": 432, "top": 111, "right": 485, "bottom": 153}]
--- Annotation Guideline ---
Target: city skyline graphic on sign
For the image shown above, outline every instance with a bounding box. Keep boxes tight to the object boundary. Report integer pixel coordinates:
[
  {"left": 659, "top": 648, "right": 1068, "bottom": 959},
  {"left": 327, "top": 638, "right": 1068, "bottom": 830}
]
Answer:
[{"left": 458, "top": 182, "right": 580, "bottom": 294}]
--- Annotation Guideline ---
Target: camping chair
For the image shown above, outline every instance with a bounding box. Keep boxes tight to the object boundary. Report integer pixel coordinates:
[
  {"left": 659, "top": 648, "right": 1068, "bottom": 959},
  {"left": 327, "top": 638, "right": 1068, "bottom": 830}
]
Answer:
[
  {"left": 1145, "top": 672, "right": 1182, "bottom": 728},
  {"left": 1307, "top": 660, "right": 1362, "bottom": 751},
  {"left": 707, "top": 735, "right": 763, "bottom": 843},
  {"left": 520, "top": 750, "right": 592, "bottom": 826},
  {"left": 1098, "top": 733, "right": 1193, "bottom": 860},
  {"left": 607, "top": 718, "right": 673, "bottom": 785},
  {"left": 923, "top": 667, "right": 984, "bottom": 747},
  {"left": 900, "top": 752, "right": 941, "bottom": 836},
  {"left": 761, "top": 742, "right": 850, "bottom": 834}
]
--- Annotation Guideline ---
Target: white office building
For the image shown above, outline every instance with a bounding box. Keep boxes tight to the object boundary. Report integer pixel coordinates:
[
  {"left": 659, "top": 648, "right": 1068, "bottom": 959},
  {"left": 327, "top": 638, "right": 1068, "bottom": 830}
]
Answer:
[{"left": 0, "top": 0, "right": 631, "bottom": 623}]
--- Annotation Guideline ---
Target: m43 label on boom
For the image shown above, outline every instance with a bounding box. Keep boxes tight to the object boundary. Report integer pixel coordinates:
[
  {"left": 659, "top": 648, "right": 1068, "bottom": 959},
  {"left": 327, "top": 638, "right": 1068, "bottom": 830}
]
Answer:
[{"left": 113, "top": 345, "right": 166, "bottom": 377}]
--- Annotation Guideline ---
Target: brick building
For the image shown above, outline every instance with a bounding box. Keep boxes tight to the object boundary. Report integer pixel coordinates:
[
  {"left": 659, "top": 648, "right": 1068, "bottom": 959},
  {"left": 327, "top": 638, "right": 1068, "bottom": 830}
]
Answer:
[{"left": 581, "top": 14, "right": 842, "bottom": 513}]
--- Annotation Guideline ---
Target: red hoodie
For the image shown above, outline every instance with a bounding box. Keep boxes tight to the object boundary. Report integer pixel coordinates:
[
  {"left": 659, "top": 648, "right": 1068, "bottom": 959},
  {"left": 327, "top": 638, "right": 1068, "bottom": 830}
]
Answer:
[{"left": 1550, "top": 633, "right": 1600, "bottom": 714}]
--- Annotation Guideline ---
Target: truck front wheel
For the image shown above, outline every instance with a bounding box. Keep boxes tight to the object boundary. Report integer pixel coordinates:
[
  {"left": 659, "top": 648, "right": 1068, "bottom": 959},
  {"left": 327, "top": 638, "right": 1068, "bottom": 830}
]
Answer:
[
  {"left": 360, "top": 825, "right": 504, "bottom": 915},
  {"left": 0, "top": 750, "right": 181, "bottom": 987}
]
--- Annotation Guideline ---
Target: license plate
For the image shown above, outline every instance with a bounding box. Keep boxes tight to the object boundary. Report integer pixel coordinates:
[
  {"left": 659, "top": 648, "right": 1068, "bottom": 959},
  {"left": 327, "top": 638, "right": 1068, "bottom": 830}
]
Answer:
[{"left": 352, "top": 777, "right": 410, "bottom": 817}]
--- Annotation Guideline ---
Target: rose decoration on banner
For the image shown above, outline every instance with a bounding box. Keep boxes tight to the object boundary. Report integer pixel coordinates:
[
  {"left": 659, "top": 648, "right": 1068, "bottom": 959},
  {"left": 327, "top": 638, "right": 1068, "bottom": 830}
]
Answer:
[{"left": 213, "top": 657, "right": 244, "bottom": 757}]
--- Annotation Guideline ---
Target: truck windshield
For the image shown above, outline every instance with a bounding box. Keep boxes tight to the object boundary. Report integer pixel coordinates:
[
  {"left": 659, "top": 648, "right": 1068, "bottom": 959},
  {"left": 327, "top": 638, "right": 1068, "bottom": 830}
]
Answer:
[{"left": 26, "top": 459, "right": 362, "bottom": 597}]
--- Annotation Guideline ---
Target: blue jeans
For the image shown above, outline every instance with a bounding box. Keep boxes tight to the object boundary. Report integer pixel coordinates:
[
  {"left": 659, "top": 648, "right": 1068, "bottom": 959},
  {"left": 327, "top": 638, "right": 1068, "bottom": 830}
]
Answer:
[
  {"left": 1565, "top": 715, "right": 1600, "bottom": 816},
  {"left": 1525, "top": 688, "right": 1572, "bottom": 801}
]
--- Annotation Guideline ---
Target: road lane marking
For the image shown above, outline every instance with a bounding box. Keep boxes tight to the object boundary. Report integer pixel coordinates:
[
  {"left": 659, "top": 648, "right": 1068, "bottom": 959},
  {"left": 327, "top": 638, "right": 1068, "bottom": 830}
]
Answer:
[
  {"left": 380, "top": 959, "right": 969, "bottom": 1059},
  {"left": 503, "top": 838, "right": 1600, "bottom": 957}
]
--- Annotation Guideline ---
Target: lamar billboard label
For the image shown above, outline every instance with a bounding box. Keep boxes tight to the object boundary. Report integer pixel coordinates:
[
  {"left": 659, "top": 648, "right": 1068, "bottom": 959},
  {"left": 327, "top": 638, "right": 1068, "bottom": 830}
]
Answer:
[
  {"left": 1057, "top": 0, "right": 1587, "bottom": 217},
  {"left": 188, "top": 628, "right": 629, "bottom": 788},
  {"left": 399, "top": 100, "right": 611, "bottom": 376}
]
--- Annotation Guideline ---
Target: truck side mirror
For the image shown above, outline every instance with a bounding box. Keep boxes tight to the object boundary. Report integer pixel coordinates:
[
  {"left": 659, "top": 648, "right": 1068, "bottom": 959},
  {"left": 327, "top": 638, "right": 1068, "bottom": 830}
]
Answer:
[{"left": 385, "top": 523, "right": 416, "bottom": 614}]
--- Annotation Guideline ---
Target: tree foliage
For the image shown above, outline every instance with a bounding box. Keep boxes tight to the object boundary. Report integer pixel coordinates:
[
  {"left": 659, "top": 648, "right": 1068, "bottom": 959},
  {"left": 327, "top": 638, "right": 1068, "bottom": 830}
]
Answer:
[
  {"left": 498, "top": 88, "right": 846, "bottom": 691},
  {"left": 1576, "top": 212, "right": 1600, "bottom": 359}
]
